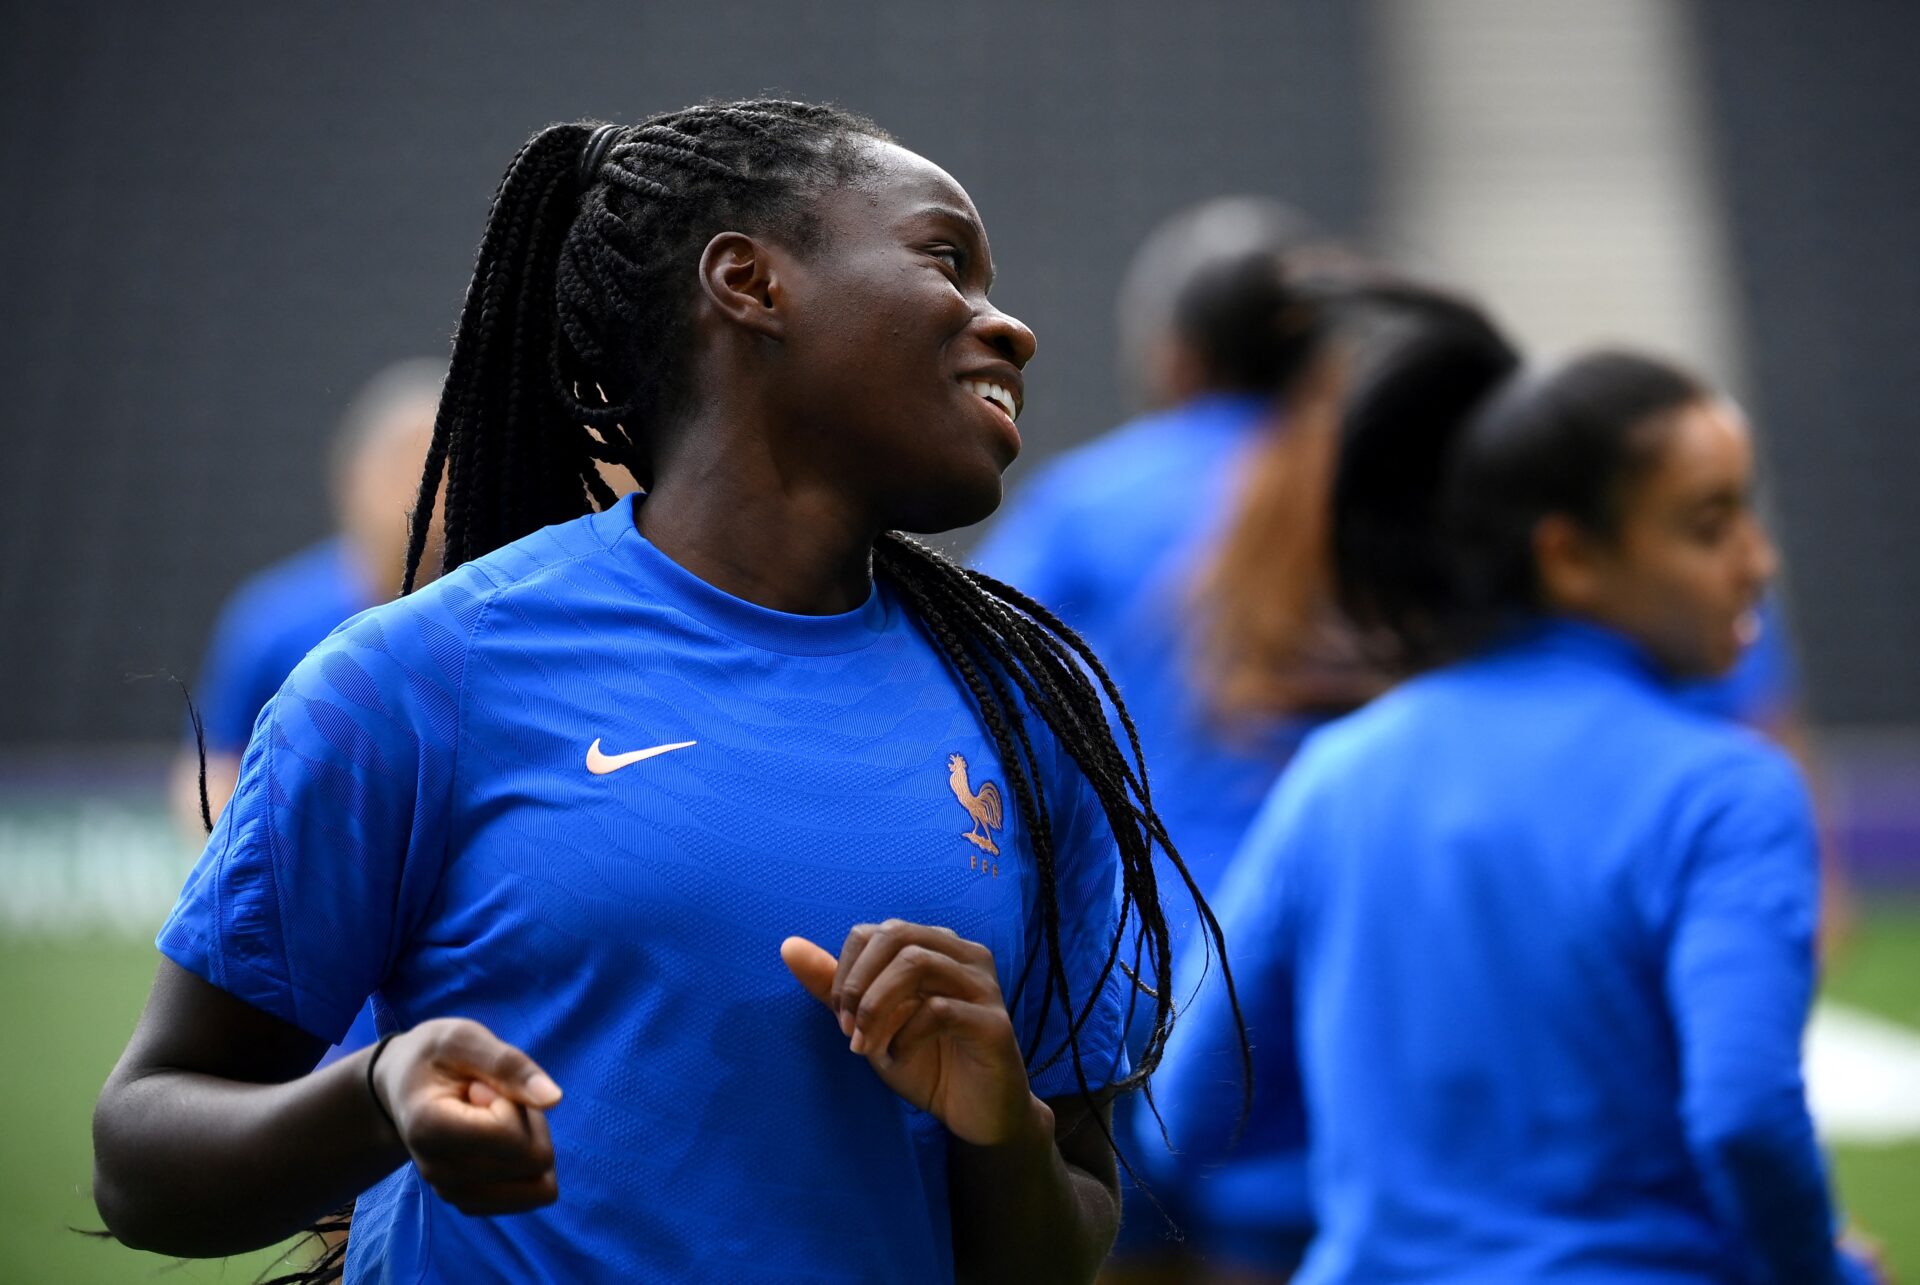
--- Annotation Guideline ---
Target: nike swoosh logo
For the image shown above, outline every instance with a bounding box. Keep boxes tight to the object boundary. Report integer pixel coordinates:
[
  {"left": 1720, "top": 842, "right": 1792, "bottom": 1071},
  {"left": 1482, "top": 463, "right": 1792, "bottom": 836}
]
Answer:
[{"left": 585, "top": 738, "right": 697, "bottom": 775}]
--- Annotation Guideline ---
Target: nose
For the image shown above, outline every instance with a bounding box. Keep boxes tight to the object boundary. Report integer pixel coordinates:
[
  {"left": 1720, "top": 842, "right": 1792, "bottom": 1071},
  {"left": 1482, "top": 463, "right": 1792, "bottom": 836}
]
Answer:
[{"left": 977, "top": 303, "right": 1037, "bottom": 370}]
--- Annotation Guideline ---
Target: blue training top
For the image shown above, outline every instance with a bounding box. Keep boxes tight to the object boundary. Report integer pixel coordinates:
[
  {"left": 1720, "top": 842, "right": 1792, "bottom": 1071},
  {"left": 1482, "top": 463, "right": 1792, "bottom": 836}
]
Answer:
[
  {"left": 159, "top": 495, "right": 1128, "bottom": 1284},
  {"left": 193, "top": 538, "right": 369, "bottom": 755},
  {"left": 1150, "top": 620, "right": 1867, "bottom": 1284}
]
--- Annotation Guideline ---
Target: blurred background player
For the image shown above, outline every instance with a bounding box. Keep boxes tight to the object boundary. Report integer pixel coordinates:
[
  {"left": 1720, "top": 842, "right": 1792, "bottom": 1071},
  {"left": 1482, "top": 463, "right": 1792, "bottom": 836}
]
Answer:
[
  {"left": 169, "top": 359, "right": 447, "bottom": 838},
  {"left": 973, "top": 198, "right": 1385, "bottom": 1280},
  {"left": 1152, "top": 287, "right": 1881, "bottom": 1283},
  {"left": 975, "top": 197, "right": 1386, "bottom": 905}
]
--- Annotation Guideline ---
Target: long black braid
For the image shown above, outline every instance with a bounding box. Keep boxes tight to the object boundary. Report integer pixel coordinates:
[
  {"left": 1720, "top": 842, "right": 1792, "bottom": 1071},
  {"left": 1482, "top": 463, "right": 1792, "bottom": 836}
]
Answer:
[{"left": 402, "top": 96, "right": 1245, "bottom": 1192}]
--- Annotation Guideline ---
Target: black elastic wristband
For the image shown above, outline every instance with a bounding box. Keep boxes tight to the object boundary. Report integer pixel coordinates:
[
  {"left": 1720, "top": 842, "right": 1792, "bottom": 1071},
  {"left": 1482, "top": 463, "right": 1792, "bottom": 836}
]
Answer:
[{"left": 366, "top": 1031, "right": 401, "bottom": 1140}]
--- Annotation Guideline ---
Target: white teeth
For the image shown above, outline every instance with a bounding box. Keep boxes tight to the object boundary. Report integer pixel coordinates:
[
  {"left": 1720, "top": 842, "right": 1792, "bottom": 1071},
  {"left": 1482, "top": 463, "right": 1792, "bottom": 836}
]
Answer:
[{"left": 963, "top": 379, "right": 1018, "bottom": 422}]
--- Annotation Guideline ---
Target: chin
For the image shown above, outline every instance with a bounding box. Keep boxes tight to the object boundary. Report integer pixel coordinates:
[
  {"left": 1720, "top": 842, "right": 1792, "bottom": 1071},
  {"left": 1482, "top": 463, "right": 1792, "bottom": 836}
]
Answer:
[
  {"left": 1669, "top": 643, "right": 1737, "bottom": 682},
  {"left": 888, "top": 469, "right": 1005, "bottom": 535}
]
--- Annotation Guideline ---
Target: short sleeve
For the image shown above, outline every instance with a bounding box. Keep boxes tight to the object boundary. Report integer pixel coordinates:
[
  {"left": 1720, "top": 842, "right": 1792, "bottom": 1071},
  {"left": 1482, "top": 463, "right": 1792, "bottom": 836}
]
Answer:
[
  {"left": 157, "top": 578, "right": 484, "bottom": 1042},
  {"left": 1012, "top": 739, "right": 1130, "bottom": 1100}
]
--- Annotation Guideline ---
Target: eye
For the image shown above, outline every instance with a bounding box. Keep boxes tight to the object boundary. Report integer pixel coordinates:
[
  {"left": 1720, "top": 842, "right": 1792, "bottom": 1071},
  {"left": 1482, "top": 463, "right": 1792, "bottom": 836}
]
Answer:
[
  {"left": 1687, "top": 510, "right": 1735, "bottom": 546},
  {"left": 927, "top": 244, "right": 966, "bottom": 277}
]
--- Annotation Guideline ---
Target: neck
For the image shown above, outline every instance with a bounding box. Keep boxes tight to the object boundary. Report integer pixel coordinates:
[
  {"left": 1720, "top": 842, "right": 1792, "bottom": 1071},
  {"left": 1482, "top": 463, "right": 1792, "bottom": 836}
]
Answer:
[{"left": 636, "top": 430, "right": 878, "bottom": 615}]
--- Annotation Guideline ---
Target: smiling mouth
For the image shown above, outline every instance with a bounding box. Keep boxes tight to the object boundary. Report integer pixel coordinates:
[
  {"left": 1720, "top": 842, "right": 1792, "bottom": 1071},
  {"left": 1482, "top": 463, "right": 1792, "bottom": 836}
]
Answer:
[{"left": 961, "top": 378, "right": 1019, "bottom": 423}]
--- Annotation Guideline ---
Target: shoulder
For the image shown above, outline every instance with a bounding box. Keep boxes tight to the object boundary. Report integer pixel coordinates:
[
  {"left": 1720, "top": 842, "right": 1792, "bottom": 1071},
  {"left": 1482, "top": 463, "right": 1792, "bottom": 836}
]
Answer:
[
  {"left": 209, "top": 541, "right": 360, "bottom": 647},
  {"left": 1012, "top": 407, "right": 1244, "bottom": 522},
  {"left": 1279, "top": 672, "right": 1444, "bottom": 783},
  {"left": 976, "top": 407, "right": 1255, "bottom": 604},
  {"left": 445, "top": 503, "right": 631, "bottom": 607},
  {"left": 1664, "top": 718, "right": 1812, "bottom": 834},
  {"left": 227, "top": 539, "right": 354, "bottom": 603},
  {"left": 282, "top": 509, "right": 621, "bottom": 712}
]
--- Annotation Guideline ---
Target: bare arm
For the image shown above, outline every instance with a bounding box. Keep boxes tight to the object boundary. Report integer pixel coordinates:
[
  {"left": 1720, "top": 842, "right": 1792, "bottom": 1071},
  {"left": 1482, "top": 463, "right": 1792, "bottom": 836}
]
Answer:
[
  {"left": 93, "top": 959, "right": 562, "bottom": 1257},
  {"left": 948, "top": 1088, "right": 1119, "bottom": 1284}
]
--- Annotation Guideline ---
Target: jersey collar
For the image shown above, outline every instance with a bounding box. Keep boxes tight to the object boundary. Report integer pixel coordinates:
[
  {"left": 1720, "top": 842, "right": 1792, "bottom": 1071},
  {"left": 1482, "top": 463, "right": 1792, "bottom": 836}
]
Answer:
[
  {"left": 1508, "top": 616, "right": 1674, "bottom": 690},
  {"left": 593, "top": 495, "right": 891, "bottom": 656}
]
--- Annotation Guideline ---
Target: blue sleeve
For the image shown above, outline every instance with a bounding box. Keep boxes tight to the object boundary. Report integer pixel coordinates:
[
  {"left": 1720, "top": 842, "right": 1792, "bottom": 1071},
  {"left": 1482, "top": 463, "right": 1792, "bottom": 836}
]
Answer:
[
  {"left": 1015, "top": 741, "right": 1131, "bottom": 1100},
  {"left": 1664, "top": 748, "right": 1852, "bottom": 1283},
  {"left": 157, "top": 578, "right": 484, "bottom": 1042},
  {"left": 313, "top": 1003, "right": 384, "bottom": 1070},
  {"left": 1143, "top": 767, "right": 1308, "bottom": 1171}
]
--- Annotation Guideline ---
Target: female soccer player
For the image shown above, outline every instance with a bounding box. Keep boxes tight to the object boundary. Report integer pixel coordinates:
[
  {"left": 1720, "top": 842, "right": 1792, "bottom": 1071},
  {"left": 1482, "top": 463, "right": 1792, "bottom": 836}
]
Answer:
[
  {"left": 91, "top": 101, "right": 1236, "bottom": 1284},
  {"left": 1150, "top": 290, "right": 1880, "bottom": 1283}
]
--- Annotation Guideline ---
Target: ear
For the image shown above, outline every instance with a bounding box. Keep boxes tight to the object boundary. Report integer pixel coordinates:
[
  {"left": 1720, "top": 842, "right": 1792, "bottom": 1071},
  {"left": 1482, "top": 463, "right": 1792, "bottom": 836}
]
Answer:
[
  {"left": 1532, "top": 513, "right": 1604, "bottom": 613},
  {"left": 698, "top": 231, "right": 786, "bottom": 341}
]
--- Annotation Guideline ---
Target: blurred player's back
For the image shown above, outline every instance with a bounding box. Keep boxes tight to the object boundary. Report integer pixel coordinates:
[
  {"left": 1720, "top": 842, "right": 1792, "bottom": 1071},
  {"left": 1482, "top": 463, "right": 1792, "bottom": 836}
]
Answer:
[{"left": 1279, "top": 625, "right": 1810, "bottom": 1280}]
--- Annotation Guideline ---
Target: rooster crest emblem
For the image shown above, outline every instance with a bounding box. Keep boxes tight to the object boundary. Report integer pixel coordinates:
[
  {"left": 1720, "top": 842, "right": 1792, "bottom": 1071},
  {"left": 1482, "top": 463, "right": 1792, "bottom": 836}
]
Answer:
[{"left": 947, "top": 752, "right": 1004, "bottom": 869}]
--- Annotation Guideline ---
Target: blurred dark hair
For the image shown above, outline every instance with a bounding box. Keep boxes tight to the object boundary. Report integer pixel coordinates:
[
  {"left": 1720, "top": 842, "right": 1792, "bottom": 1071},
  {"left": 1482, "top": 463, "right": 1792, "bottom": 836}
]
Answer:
[
  {"left": 1190, "top": 258, "right": 1399, "bottom": 725},
  {"left": 1171, "top": 247, "right": 1330, "bottom": 397},
  {"left": 1332, "top": 287, "right": 1710, "bottom": 668},
  {"left": 1117, "top": 196, "right": 1323, "bottom": 405}
]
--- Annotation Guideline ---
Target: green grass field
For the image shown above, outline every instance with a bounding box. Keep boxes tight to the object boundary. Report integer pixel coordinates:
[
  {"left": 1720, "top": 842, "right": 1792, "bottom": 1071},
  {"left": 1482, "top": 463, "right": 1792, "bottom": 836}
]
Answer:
[
  {"left": 5, "top": 908, "right": 1917, "bottom": 1282},
  {"left": 0, "top": 935, "right": 308, "bottom": 1284},
  {"left": 1819, "top": 898, "right": 1920, "bottom": 1275}
]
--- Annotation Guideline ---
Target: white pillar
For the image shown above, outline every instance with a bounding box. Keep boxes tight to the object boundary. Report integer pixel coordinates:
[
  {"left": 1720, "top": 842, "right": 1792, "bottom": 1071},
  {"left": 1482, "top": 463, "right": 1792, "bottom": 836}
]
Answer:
[{"left": 1374, "top": 0, "right": 1744, "bottom": 388}]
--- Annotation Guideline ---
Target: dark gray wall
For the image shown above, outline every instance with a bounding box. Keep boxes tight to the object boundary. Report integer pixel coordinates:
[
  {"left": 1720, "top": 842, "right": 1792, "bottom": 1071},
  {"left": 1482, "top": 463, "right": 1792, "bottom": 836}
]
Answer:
[
  {"left": 1694, "top": 0, "right": 1920, "bottom": 725},
  {"left": 6, "top": 2, "right": 1917, "bottom": 742},
  {"left": 0, "top": 1, "right": 1376, "bottom": 744}
]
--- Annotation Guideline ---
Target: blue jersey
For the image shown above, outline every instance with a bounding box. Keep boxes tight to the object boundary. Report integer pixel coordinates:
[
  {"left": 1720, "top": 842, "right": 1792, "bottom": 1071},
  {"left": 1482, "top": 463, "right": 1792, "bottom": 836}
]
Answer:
[
  {"left": 159, "top": 495, "right": 1127, "bottom": 1284},
  {"left": 192, "top": 539, "right": 369, "bottom": 755},
  {"left": 1152, "top": 621, "right": 1866, "bottom": 1284}
]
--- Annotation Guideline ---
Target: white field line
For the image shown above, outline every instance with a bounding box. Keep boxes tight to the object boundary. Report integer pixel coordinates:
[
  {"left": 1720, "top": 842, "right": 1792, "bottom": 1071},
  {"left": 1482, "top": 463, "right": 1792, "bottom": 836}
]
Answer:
[{"left": 1806, "top": 1001, "right": 1920, "bottom": 1147}]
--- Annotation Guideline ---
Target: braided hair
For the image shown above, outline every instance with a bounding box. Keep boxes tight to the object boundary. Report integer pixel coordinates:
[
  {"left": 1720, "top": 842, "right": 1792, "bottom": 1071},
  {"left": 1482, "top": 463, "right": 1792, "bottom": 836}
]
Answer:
[{"left": 405, "top": 98, "right": 1244, "bottom": 1142}]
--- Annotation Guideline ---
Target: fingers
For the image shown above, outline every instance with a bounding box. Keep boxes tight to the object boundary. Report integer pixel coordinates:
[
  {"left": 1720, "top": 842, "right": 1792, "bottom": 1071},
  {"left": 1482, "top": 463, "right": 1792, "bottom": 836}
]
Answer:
[
  {"left": 376, "top": 1017, "right": 565, "bottom": 1212},
  {"left": 830, "top": 920, "right": 998, "bottom": 1040},
  {"left": 848, "top": 947, "right": 983, "bottom": 1057},
  {"left": 407, "top": 1094, "right": 556, "bottom": 1183},
  {"left": 411, "top": 1090, "right": 559, "bottom": 1213},
  {"left": 779, "top": 936, "right": 837, "bottom": 1006},
  {"left": 828, "top": 923, "right": 880, "bottom": 1034},
  {"left": 885, "top": 995, "right": 1016, "bottom": 1067},
  {"left": 436, "top": 1022, "right": 563, "bottom": 1109}
]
